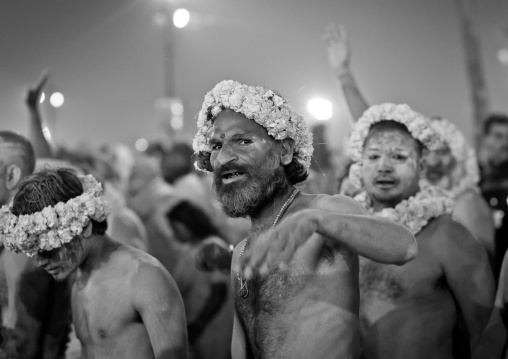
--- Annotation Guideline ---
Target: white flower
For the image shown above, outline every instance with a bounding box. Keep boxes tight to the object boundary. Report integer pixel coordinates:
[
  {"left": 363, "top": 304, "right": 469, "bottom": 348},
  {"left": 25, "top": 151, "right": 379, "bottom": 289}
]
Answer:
[
  {"left": 192, "top": 80, "right": 314, "bottom": 172},
  {"left": 0, "top": 174, "right": 110, "bottom": 257}
]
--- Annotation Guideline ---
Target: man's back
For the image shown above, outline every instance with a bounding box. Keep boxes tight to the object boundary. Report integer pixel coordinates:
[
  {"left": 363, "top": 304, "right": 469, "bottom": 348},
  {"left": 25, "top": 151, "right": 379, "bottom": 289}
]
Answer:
[{"left": 72, "top": 241, "right": 187, "bottom": 359}]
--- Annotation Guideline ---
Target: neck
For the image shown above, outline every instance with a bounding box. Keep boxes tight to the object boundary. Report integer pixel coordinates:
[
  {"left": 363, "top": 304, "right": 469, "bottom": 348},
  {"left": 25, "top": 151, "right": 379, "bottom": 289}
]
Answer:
[
  {"left": 249, "top": 185, "right": 295, "bottom": 233},
  {"left": 371, "top": 187, "right": 420, "bottom": 212},
  {"left": 78, "top": 234, "right": 117, "bottom": 276}
]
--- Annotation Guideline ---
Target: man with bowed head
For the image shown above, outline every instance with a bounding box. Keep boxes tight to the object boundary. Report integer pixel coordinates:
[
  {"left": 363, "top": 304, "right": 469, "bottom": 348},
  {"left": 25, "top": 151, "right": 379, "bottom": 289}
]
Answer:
[
  {"left": 0, "top": 168, "right": 188, "bottom": 359},
  {"left": 347, "top": 103, "right": 495, "bottom": 358},
  {"left": 193, "top": 80, "right": 418, "bottom": 359}
]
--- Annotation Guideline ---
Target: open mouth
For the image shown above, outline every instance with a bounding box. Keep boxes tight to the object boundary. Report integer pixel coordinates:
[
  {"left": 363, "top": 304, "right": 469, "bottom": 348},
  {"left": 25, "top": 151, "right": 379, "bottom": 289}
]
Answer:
[{"left": 222, "top": 171, "right": 246, "bottom": 184}]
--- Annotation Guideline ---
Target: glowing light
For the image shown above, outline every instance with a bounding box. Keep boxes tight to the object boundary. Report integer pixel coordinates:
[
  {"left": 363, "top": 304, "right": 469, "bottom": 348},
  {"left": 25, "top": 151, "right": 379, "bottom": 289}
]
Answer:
[
  {"left": 171, "top": 116, "right": 183, "bottom": 130},
  {"left": 39, "top": 92, "right": 45, "bottom": 104},
  {"left": 42, "top": 125, "right": 52, "bottom": 141},
  {"left": 171, "top": 102, "right": 184, "bottom": 116},
  {"left": 135, "top": 138, "right": 149, "bottom": 152},
  {"left": 307, "top": 98, "right": 332, "bottom": 120},
  {"left": 498, "top": 48, "right": 508, "bottom": 65},
  {"left": 173, "top": 9, "right": 190, "bottom": 28},
  {"left": 50, "top": 92, "right": 64, "bottom": 108}
]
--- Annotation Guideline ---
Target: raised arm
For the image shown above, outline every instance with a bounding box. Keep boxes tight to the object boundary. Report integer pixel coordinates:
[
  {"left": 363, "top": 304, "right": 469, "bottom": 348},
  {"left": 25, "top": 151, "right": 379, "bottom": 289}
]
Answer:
[
  {"left": 242, "top": 194, "right": 417, "bottom": 277},
  {"left": 323, "top": 23, "right": 369, "bottom": 121},
  {"left": 26, "top": 70, "right": 54, "bottom": 158},
  {"left": 134, "top": 261, "right": 188, "bottom": 359},
  {"left": 436, "top": 220, "right": 495, "bottom": 354}
]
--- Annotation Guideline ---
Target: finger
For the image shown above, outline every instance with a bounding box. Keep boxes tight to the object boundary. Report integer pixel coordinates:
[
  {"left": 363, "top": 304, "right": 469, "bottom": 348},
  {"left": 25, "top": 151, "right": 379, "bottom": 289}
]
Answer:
[{"left": 36, "top": 70, "right": 49, "bottom": 92}]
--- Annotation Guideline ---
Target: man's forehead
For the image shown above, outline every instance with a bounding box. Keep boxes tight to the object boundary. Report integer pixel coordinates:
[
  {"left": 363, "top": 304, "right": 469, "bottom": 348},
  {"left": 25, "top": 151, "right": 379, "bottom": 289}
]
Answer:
[
  {"left": 211, "top": 110, "right": 269, "bottom": 138},
  {"left": 364, "top": 128, "right": 420, "bottom": 151}
]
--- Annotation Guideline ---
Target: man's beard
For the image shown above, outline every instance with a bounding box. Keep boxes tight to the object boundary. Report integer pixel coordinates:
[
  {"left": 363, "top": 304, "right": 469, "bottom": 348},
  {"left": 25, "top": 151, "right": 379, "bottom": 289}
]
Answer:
[{"left": 212, "top": 152, "right": 288, "bottom": 218}]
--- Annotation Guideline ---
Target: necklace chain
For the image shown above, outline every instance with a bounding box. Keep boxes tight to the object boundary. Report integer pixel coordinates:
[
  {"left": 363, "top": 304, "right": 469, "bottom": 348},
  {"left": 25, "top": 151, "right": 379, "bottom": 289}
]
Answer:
[{"left": 237, "top": 188, "right": 300, "bottom": 298}]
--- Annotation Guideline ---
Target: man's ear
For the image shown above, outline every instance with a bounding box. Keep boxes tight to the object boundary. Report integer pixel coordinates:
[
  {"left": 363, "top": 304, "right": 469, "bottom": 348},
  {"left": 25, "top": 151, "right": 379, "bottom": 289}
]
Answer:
[
  {"left": 82, "top": 222, "right": 93, "bottom": 238},
  {"left": 280, "top": 139, "right": 295, "bottom": 166},
  {"left": 5, "top": 164, "right": 22, "bottom": 191}
]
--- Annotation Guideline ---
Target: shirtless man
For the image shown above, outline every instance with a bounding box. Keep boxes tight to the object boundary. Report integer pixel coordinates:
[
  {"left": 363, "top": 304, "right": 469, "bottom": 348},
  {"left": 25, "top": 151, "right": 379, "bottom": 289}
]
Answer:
[
  {"left": 345, "top": 103, "right": 495, "bottom": 358},
  {"left": 0, "top": 167, "right": 188, "bottom": 359},
  {"left": 322, "top": 23, "right": 496, "bottom": 266},
  {"left": 192, "top": 80, "right": 418, "bottom": 358}
]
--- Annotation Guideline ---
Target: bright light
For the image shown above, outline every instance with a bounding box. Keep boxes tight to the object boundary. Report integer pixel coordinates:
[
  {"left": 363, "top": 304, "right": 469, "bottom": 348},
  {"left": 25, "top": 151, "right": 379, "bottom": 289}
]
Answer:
[
  {"left": 40, "top": 92, "right": 45, "bottom": 104},
  {"left": 171, "top": 116, "right": 183, "bottom": 130},
  {"left": 173, "top": 9, "right": 190, "bottom": 28},
  {"left": 135, "top": 138, "right": 149, "bottom": 152},
  {"left": 498, "top": 48, "right": 508, "bottom": 66},
  {"left": 307, "top": 98, "right": 332, "bottom": 120},
  {"left": 42, "top": 125, "right": 52, "bottom": 141},
  {"left": 50, "top": 92, "right": 64, "bottom": 108},
  {"left": 171, "top": 102, "right": 184, "bottom": 116}
]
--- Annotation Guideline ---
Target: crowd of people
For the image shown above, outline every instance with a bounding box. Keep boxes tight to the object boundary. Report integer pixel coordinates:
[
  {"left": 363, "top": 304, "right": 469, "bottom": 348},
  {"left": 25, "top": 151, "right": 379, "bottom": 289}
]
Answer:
[{"left": 0, "top": 23, "right": 507, "bottom": 359}]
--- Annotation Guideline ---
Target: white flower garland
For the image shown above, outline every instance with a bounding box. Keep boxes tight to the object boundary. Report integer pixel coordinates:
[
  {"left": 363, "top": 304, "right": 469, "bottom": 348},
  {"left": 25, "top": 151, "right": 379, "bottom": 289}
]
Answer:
[
  {"left": 192, "top": 80, "right": 314, "bottom": 172},
  {"left": 0, "top": 174, "right": 110, "bottom": 257},
  {"left": 421, "top": 118, "right": 480, "bottom": 199},
  {"left": 354, "top": 185, "right": 453, "bottom": 235},
  {"left": 347, "top": 103, "right": 443, "bottom": 189}
]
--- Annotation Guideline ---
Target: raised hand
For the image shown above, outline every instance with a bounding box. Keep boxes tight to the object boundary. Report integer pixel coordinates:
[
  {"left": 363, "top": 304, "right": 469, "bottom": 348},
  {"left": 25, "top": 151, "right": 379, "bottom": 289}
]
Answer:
[
  {"left": 322, "top": 23, "right": 351, "bottom": 76},
  {"left": 240, "top": 210, "right": 319, "bottom": 279},
  {"left": 26, "top": 69, "right": 49, "bottom": 111}
]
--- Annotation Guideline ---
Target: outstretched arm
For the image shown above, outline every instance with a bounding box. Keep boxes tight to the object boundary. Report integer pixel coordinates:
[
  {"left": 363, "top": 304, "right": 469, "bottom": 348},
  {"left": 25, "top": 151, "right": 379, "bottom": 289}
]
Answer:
[
  {"left": 26, "top": 70, "right": 54, "bottom": 158},
  {"left": 436, "top": 221, "right": 495, "bottom": 354},
  {"left": 134, "top": 261, "right": 188, "bottom": 359},
  {"left": 242, "top": 194, "right": 417, "bottom": 277},
  {"left": 323, "top": 23, "right": 369, "bottom": 121}
]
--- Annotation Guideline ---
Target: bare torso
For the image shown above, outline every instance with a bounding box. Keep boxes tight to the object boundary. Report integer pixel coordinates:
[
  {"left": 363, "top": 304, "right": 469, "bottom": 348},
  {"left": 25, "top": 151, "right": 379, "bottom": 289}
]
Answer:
[
  {"left": 359, "top": 216, "right": 456, "bottom": 359},
  {"left": 72, "top": 244, "right": 172, "bottom": 359},
  {"left": 234, "top": 233, "right": 359, "bottom": 359}
]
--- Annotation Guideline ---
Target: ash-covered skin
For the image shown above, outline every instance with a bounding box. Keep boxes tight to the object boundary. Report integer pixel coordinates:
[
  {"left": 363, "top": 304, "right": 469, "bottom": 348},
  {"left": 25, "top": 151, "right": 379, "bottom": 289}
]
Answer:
[{"left": 362, "top": 129, "right": 423, "bottom": 211}]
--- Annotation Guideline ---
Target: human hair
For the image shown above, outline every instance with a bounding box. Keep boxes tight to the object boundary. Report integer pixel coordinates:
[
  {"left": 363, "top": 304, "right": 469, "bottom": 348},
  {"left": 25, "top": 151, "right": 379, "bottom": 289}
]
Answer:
[
  {"left": 166, "top": 200, "right": 222, "bottom": 241},
  {"left": 12, "top": 167, "right": 108, "bottom": 235},
  {"left": 483, "top": 113, "right": 508, "bottom": 135},
  {"left": 161, "top": 142, "right": 196, "bottom": 184},
  {"left": 364, "top": 120, "right": 423, "bottom": 157},
  {"left": 0, "top": 131, "right": 35, "bottom": 176}
]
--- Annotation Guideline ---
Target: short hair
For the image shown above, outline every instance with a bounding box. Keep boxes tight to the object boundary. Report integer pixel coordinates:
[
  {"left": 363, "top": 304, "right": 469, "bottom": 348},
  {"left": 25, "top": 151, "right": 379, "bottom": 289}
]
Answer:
[
  {"left": 161, "top": 142, "right": 195, "bottom": 184},
  {"left": 166, "top": 200, "right": 221, "bottom": 241},
  {"left": 364, "top": 120, "right": 424, "bottom": 157},
  {"left": 12, "top": 167, "right": 107, "bottom": 235},
  {"left": 0, "top": 131, "right": 35, "bottom": 176},
  {"left": 483, "top": 113, "right": 508, "bottom": 135}
]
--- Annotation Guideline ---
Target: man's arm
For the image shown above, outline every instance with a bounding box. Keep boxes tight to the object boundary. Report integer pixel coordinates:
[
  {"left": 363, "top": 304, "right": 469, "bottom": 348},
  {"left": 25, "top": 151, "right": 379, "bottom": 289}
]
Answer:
[
  {"left": 243, "top": 194, "right": 417, "bottom": 277},
  {"left": 26, "top": 70, "right": 54, "bottom": 158},
  {"left": 133, "top": 261, "right": 188, "bottom": 359},
  {"left": 435, "top": 219, "right": 495, "bottom": 353},
  {"left": 453, "top": 191, "right": 496, "bottom": 267},
  {"left": 323, "top": 23, "right": 369, "bottom": 121}
]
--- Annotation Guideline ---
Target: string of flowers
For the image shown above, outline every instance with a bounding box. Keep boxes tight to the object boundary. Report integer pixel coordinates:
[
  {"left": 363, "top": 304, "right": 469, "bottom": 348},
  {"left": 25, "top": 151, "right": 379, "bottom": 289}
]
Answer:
[
  {"left": 354, "top": 185, "right": 453, "bottom": 235},
  {"left": 0, "top": 174, "right": 110, "bottom": 257},
  {"left": 192, "top": 80, "right": 314, "bottom": 172}
]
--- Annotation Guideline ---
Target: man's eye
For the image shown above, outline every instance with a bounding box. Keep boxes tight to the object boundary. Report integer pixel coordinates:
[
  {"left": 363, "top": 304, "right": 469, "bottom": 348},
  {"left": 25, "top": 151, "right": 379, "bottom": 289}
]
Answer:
[
  {"left": 239, "top": 139, "right": 251, "bottom": 145},
  {"left": 393, "top": 154, "right": 407, "bottom": 160},
  {"left": 211, "top": 144, "right": 222, "bottom": 150},
  {"left": 368, "top": 155, "right": 379, "bottom": 160}
]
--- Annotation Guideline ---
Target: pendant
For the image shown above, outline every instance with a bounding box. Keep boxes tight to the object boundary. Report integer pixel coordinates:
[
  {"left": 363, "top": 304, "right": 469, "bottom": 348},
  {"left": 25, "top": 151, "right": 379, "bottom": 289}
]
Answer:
[{"left": 238, "top": 275, "right": 249, "bottom": 298}]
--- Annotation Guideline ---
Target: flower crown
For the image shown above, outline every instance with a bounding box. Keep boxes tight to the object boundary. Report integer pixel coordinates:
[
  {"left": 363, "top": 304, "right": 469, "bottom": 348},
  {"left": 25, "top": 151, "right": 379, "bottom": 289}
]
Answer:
[
  {"left": 347, "top": 103, "right": 443, "bottom": 188},
  {"left": 192, "top": 80, "right": 314, "bottom": 172},
  {"left": 0, "top": 174, "right": 110, "bottom": 257},
  {"left": 428, "top": 117, "right": 480, "bottom": 194}
]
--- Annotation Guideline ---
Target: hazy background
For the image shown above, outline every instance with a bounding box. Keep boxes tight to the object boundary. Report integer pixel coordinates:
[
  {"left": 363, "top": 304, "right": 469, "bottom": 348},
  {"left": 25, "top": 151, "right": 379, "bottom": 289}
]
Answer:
[{"left": 1, "top": 0, "right": 507, "bottom": 153}]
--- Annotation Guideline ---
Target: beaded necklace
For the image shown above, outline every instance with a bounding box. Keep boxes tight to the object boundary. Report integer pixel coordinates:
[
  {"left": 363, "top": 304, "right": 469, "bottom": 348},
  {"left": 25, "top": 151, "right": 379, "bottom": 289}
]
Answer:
[{"left": 237, "top": 188, "right": 300, "bottom": 298}]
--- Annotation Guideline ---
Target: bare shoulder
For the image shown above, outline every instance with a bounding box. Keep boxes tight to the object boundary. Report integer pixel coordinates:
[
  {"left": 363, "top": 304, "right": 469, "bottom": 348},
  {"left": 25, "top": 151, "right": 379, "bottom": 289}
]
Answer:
[
  {"left": 305, "top": 192, "right": 367, "bottom": 215},
  {"left": 423, "top": 214, "right": 481, "bottom": 253},
  {"left": 455, "top": 189, "right": 491, "bottom": 214}
]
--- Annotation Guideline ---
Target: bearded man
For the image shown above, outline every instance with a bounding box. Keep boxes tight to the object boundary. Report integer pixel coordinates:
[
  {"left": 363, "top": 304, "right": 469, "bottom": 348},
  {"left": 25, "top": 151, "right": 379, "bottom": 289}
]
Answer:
[
  {"left": 0, "top": 168, "right": 188, "bottom": 359},
  {"left": 193, "top": 80, "right": 418, "bottom": 359},
  {"left": 346, "top": 103, "right": 495, "bottom": 358}
]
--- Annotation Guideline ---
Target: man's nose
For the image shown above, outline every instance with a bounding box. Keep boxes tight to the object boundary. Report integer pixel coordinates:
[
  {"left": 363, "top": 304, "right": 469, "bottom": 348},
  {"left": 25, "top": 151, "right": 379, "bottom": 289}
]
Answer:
[
  {"left": 377, "top": 156, "right": 393, "bottom": 173},
  {"left": 214, "top": 144, "right": 238, "bottom": 167}
]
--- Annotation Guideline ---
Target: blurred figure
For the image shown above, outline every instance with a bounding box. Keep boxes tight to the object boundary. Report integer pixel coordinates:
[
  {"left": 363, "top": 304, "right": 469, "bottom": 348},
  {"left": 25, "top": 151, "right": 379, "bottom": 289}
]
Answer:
[
  {"left": 0, "top": 130, "right": 71, "bottom": 359},
  {"left": 2, "top": 168, "right": 187, "bottom": 359},
  {"left": 479, "top": 114, "right": 508, "bottom": 277},
  {"left": 128, "top": 154, "right": 233, "bottom": 359}
]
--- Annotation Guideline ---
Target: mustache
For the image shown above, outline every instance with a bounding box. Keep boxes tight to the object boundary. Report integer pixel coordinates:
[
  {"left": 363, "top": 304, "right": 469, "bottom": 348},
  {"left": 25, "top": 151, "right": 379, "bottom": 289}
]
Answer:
[{"left": 214, "top": 163, "right": 251, "bottom": 177}]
